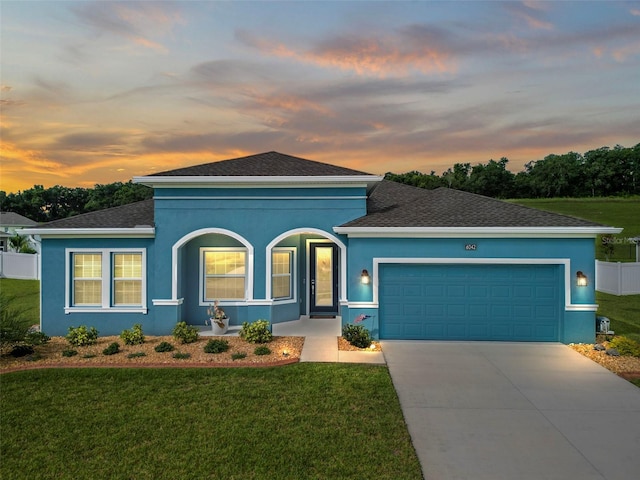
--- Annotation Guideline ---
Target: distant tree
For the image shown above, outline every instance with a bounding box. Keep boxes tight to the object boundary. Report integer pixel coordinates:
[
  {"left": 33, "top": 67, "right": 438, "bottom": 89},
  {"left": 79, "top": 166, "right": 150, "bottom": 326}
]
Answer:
[
  {"left": 467, "top": 158, "right": 515, "bottom": 198},
  {"left": 442, "top": 163, "right": 471, "bottom": 190}
]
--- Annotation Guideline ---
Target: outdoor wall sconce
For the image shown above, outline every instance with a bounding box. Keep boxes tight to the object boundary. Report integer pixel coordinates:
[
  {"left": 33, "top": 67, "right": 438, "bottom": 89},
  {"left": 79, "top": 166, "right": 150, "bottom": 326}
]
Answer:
[
  {"left": 361, "top": 269, "right": 370, "bottom": 285},
  {"left": 576, "top": 271, "right": 588, "bottom": 287}
]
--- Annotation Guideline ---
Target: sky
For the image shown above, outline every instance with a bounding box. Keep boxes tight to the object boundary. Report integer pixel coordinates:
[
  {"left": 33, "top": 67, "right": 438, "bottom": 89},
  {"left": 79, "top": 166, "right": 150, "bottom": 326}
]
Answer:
[{"left": 1, "top": 1, "right": 639, "bottom": 193}]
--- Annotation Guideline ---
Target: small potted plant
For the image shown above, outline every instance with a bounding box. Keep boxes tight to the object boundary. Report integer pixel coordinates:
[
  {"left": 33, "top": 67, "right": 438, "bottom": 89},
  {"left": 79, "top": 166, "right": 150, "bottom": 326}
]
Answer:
[{"left": 206, "top": 300, "right": 229, "bottom": 335}]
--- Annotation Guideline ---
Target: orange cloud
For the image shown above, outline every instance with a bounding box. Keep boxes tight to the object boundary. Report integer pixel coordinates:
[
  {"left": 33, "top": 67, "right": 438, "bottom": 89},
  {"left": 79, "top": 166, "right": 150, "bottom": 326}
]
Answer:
[{"left": 238, "top": 31, "right": 456, "bottom": 77}]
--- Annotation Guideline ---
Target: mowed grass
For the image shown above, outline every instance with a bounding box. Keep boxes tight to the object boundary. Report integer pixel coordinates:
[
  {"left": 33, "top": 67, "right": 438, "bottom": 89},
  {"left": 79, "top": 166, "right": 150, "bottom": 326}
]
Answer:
[
  {"left": 511, "top": 198, "right": 640, "bottom": 340},
  {"left": 0, "top": 278, "right": 39, "bottom": 327},
  {"left": 0, "top": 365, "right": 422, "bottom": 480},
  {"left": 511, "top": 197, "right": 640, "bottom": 262},
  {"left": 596, "top": 292, "right": 640, "bottom": 343}
]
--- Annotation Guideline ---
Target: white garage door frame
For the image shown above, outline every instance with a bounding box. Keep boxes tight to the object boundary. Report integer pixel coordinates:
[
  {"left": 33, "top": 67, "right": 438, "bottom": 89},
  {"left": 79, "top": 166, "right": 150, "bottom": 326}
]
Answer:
[{"left": 351, "top": 258, "right": 596, "bottom": 313}]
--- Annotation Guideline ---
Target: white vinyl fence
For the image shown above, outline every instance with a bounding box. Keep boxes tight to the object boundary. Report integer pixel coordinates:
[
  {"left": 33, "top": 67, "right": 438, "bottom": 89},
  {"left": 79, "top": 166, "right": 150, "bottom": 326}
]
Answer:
[
  {"left": 0, "top": 252, "right": 40, "bottom": 280},
  {"left": 596, "top": 261, "right": 640, "bottom": 295}
]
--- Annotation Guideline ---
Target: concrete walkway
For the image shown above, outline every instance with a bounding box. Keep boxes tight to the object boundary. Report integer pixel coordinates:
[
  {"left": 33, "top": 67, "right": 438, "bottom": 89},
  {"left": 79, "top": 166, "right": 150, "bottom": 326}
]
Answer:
[
  {"left": 273, "top": 316, "right": 385, "bottom": 364},
  {"left": 383, "top": 341, "right": 640, "bottom": 480}
]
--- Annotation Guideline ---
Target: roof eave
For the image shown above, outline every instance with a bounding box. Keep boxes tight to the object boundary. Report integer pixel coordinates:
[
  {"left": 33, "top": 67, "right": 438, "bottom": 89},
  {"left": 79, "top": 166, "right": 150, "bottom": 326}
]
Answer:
[
  {"left": 332, "top": 226, "right": 623, "bottom": 238},
  {"left": 21, "top": 227, "right": 155, "bottom": 238},
  {"left": 133, "top": 175, "right": 384, "bottom": 189}
]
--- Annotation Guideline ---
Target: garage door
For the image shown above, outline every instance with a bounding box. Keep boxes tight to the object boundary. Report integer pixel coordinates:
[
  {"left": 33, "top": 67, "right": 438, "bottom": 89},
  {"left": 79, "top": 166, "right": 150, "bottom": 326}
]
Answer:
[{"left": 379, "top": 264, "right": 561, "bottom": 341}]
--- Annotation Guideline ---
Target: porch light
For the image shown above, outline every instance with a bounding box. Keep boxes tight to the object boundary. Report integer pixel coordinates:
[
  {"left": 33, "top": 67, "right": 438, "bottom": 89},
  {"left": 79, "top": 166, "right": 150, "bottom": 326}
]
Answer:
[
  {"left": 576, "top": 271, "right": 588, "bottom": 287},
  {"left": 361, "top": 269, "right": 370, "bottom": 285}
]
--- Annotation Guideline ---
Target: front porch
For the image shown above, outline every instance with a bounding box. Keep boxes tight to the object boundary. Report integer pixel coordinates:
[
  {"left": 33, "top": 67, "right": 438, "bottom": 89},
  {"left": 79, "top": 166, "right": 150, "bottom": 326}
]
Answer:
[{"left": 197, "top": 315, "right": 342, "bottom": 337}]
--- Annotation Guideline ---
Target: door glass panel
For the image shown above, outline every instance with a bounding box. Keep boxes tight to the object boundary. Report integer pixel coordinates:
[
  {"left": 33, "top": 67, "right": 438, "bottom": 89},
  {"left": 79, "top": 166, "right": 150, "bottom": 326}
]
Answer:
[{"left": 315, "top": 246, "right": 333, "bottom": 306}]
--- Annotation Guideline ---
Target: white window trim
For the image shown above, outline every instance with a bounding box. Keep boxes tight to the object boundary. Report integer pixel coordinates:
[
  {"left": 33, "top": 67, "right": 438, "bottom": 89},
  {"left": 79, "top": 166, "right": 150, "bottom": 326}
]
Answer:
[
  {"left": 199, "top": 247, "right": 249, "bottom": 306},
  {"left": 271, "top": 247, "right": 297, "bottom": 304},
  {"left": 65, "top": 248, "right": 147, "bottom": 314}
]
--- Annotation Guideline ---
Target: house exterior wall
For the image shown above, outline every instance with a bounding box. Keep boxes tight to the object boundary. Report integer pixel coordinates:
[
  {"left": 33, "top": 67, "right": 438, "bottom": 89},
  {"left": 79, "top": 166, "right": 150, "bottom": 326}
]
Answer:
[{"left": 342, "top": 236, "right": 598, "bottom": 343}]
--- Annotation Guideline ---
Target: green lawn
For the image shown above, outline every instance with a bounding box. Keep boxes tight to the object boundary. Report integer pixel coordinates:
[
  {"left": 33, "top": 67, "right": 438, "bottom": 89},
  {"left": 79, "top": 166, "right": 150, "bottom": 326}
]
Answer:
[
  {"left": 510, "top": 197, "right": 640, "bottom": 262},
  {"left": 596, "top": 291, "right": 640, "bottom": 343},
  {"left": 0, "top": 365, "right": 422, "bottom": 480},
  {"left": 510, "top": 198, "right": 640, "bottom": 341},
  {"left": 0, "top": 278, "right": 39, "bottom": 328}
]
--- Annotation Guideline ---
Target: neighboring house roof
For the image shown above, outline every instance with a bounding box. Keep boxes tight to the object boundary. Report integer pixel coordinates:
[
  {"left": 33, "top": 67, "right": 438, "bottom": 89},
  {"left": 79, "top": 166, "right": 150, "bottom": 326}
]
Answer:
[
  {"left": 33, "top": 199, "right": 154, "bottom": 229},
  {"left": 337, "top": 180, "right": 610, "bottom": 229},
  {"left": 149, "top": 151, "right": 371, "bottom": 177},
  {"left": 0, "top": 212, "right": 37, "bottom": 227}
]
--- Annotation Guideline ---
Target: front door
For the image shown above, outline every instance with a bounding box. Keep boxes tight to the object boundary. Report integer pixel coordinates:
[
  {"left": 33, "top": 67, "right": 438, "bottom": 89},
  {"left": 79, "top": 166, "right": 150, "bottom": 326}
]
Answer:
[{"left": 309, "top": 243, "right": 338, "bottom": 316}]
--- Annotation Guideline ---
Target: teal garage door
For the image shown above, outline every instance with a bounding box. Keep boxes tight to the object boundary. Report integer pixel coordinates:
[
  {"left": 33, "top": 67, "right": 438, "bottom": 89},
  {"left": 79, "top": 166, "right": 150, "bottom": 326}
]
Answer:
[{"left": 379, "top": 264, "right": 561, "bottom": 341}]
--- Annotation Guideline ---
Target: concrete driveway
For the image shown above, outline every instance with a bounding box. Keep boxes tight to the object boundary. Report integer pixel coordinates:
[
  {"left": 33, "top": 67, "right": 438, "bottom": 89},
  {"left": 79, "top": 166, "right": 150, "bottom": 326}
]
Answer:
[{"left": 382, "top": 341, "right": 640, "bottom": 480}]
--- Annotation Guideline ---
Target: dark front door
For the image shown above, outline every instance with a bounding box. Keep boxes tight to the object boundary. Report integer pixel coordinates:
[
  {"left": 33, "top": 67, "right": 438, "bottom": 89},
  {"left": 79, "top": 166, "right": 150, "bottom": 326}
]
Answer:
[{"left": 309, "top": 243, "right": 338, "bottom": 316}]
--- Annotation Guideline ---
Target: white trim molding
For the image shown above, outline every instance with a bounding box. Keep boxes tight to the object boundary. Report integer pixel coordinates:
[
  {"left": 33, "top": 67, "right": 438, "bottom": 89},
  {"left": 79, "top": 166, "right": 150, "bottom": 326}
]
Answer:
[
  {"left": 134, "top": 175, "right": 383, "bottom": 190},
  {"left": 333, "top": 226, "right": 622, "bottom": 238},
  {"left": 171, "top": 228, "right": 254, "bottom": 303},
  {"left": 64, "top": 247, "right": 148, "bottom": 314},
  {"left": 22, "top": 227, "right": 155, "bottom": 238},
  {"left": 152, "top": 298, "right": 184, "bottom": 306},
  {"left": 371, "top": 257, "right": 590, "bottom": 312}
]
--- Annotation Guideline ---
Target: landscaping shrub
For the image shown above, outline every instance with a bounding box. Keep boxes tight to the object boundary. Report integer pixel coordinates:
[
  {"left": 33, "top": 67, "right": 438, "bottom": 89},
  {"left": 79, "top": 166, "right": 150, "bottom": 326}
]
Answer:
[
  {"left": 172, "top": 321, "right": 199, "bottom": 344},
  {"left": 254, "top": 345, "right": 271, "bottom": 356},
  {"left": 239, "top": 319, "right": 272, "bottom": 343},
  {"left": 82, "top": 354, "right": 96, "bottom": 359},
  {"left": 10, "top": 345, "right": 34, "bottom": 357},
  {"left": 66, "top": 325, "right": 99, "bottom": 347},
  {"left": 120, "top": 324, "right": 145, "bottom": 345},
  {"left": 127, "top": 352, "right": 146, "bottom": 359},
  {"left": 204, "top": 339, "right": 230, "bottom": 354},
  {"left": 231, "top": 352, "right": 247, "bottom": 360},
  {"left": 102, "top": 342, "right": 120, "bottom": 356},
  {"left": 342, "top": 324, "right": 372, "bottom": 349},
  {"left": 172, "top": 352, "right": 191, "bottom": 359},
  {"left": 608, "top": 336, "right": 640, "bottom": 357},
  {"left": 154, "top": 341, "right": 175, "bottom": 353},
  {"left": 62, "top": 349, "right": 78, "bottom": 357},
  {"left": 24, "top": 330, "right": 50, "bottom": 346}
]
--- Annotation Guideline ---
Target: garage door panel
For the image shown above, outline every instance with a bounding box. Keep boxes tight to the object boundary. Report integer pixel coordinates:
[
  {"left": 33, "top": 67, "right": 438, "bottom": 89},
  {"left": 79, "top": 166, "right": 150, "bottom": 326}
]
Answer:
[{"left": 380, "top": 264, "right": 561, "bottom": 341}]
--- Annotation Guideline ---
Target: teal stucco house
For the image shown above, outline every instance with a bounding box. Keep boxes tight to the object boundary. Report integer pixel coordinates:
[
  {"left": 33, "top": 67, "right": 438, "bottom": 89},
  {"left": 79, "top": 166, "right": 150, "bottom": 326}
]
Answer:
[{"left": 25, "top": 152, "right": 621, "bottom": 343}]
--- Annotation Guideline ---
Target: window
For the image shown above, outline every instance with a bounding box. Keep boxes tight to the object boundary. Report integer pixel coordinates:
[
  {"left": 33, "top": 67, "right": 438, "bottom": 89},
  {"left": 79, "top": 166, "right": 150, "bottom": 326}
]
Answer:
[
  {"left": 201, "top": 248, "right": 247, "bottom": 301},
  {"left": 67, "top": 249, "right": 146, "bottom": 312},
  {"left": 272, "top": 249, "right": 293, "bottom": 300},
  {"left": 73, "top": 253, "right": 102, "bottom": 305},
  {"left": 113, "top": 253, "right": 142, "bottom": 306}
]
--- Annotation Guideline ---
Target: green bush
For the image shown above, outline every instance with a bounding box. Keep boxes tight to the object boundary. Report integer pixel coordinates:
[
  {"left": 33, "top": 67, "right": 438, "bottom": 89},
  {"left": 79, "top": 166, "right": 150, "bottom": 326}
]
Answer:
[
  {"left": 82, "top": 354, "right": 96, "bottom": 359},
  {"left": 231, "top": 352, "right": 247, "bottom": 361},
  {"left": 102, "top": 342, "right": 120, "bottom": 356},
  {"left": 120, "top": 324, "right": 145, "bottom": 345},
  {"left": 204, "top": 339, "right": 230, "bottom": 354},
  {"left": 154, "top": 341, "right": 175, "bottom": 353},
  {"left": 239, "top": 319, "right": 273, "bottom": 344},
  {"left": 342, "top": 324, "right": 372, "bottom": 349},
  {"left": 0, "top": 295, "right": 32, "bottom": 352},
  {"left": 62, "top": 349, "right": 78, "bottom": 357},
  {"left": 127, "top": 352, "right": 146, "bottom": 359},
  {"left": 254, "top": 345, "right": 271, "bottom": 356},
  {"left": 172, "top": 352, "right": 191, "bottom": 360},
  {"left": 10, "top": 345, "right": 34, "bottom": 357},
  {"left": 24, "top": 330, "right": 50, "bottom": 346},
  {"left": 172, "top": 322, "right": 199, "bottom": 344},
  {"left": 609, "top": 336, "right": 640, "bottom": 357},
  {"left": 66, "top": 325, "right": 99, "bottom": 347}
]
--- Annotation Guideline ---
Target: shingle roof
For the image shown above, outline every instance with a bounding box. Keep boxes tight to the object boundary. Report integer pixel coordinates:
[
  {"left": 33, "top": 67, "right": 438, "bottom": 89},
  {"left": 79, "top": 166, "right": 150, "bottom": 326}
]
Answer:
[
  {"left": 0, "top": 212, "right": 37, "bottom": 226},
  {"left": 150, "top": 151, "right": 370, "bottom": 177},
  {"left": 339, "top": 180, "right": 606, "bottom": 228},
  {"left": 37, "top": 199, "right": 154, "bottom": 229}
]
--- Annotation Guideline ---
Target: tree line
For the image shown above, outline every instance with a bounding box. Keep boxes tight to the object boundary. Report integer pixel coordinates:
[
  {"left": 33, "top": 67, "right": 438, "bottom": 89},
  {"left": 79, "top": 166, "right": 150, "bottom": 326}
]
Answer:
[
  {"left": 0, "top": 181, "right": 152, "bottom": 223},
  {"left": 385, "top": 144, "right": 639, "bottom": 199},
  {"left": 1, "top": 143, "right": 638, "bottom": 223}
]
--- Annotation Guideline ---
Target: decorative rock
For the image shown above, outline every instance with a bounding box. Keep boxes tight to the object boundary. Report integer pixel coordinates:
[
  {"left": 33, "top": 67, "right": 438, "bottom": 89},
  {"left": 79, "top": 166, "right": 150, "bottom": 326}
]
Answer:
[
  {"left": 606, "top": 348, "right": 620, "bottom": 356},
  {"left": 593, "top": 343, "right": 606, "bottom": 351}
]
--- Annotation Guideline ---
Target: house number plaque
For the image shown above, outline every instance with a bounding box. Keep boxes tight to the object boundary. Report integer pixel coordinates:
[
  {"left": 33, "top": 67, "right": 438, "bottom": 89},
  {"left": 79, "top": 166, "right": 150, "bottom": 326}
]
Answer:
[{"left": 465, "top": 244, "right": 477, "bottom": 251}]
